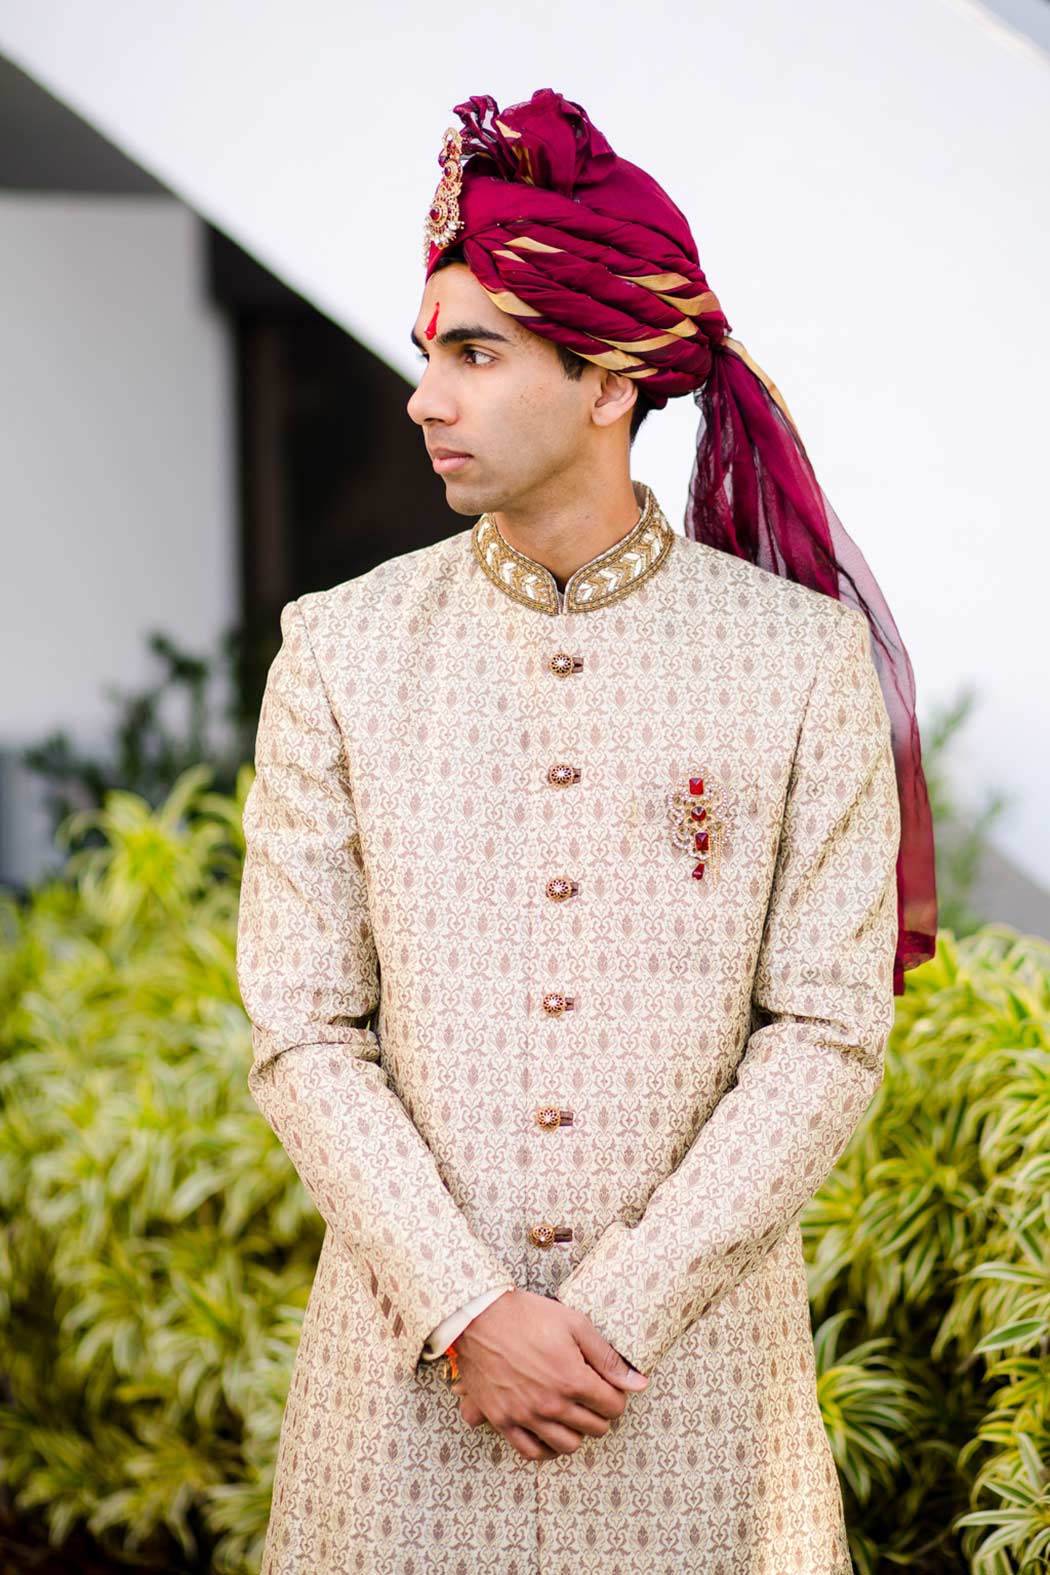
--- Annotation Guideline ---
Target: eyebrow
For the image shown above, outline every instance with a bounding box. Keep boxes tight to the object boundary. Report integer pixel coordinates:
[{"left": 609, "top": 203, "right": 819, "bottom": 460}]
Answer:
[{"left": 409, "top": 323, "right": 516, "bottom": 353}]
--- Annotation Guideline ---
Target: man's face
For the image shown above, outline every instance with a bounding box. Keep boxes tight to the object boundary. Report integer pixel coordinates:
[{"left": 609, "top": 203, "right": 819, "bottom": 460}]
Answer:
[{"left": 406, "top": 261, "right": 603, "bottom": 516}]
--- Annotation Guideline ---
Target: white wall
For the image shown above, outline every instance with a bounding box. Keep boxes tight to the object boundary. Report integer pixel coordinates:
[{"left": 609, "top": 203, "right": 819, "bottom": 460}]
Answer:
[
  {"left": 0, "top": 195, "right": 236, "bottom": 878},
  {"left": 0, "top": 0, "right": 1047, "bottom": 884}
]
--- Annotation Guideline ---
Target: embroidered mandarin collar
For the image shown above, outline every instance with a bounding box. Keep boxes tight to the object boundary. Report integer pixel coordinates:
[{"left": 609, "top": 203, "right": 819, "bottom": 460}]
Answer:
[{"left": 471, "top": 482, "right": 675, "bottom": 615}]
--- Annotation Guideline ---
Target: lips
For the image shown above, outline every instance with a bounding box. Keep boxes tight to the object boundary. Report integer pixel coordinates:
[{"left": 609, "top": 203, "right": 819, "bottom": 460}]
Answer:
[{"left": 430, "top": 449, "right": 474, "bottom": 474}]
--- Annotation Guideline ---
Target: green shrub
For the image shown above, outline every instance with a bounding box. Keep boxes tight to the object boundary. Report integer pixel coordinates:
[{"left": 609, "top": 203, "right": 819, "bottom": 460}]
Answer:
[
  {"left": 0, "top": 765, "right": 319, "bottom": 1573},
  {"left": 804, "top": 928, "right": 1050, "bottom": 1573},
  {"left": 0, "top": 768, "right": 1046, "bottom": 1572}
]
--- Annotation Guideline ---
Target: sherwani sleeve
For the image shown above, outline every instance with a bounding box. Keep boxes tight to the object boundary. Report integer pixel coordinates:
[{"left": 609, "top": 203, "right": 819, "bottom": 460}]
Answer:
[
  {"left": 554, "top": 605, "right": 901, "bottom": 1376},
  {"left": 236, "top": 598, "right": 518, "bottom": 1382}
]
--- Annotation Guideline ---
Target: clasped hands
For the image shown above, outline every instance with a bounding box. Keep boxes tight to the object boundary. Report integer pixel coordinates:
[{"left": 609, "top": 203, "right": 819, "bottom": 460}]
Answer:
[{"left": 447, "top": 1287, "right": 649, "bottom": 1463}]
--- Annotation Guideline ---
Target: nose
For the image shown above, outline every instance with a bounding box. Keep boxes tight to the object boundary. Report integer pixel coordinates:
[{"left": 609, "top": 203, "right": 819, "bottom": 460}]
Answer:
[{"left": 406, "top": 360, "right": 456, "bottom": 428}]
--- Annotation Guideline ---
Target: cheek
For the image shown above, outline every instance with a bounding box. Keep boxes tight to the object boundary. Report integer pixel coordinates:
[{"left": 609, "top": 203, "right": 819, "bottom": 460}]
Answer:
[
  {"left": 519, "top": 379, "right": 583, "bottom": 439},
  {"left": 472, "top": 366, "right": 584, "bottom": 459}
]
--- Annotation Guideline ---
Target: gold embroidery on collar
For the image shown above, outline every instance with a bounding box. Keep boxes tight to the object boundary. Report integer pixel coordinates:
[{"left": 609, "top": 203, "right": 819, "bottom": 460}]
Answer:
[{"left": 471, "top": 484, "right": 675, "bottom": 615}]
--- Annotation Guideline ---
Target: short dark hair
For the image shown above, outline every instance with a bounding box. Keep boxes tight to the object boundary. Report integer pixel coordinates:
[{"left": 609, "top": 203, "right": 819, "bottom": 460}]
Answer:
[{"left": 429, "top": 247, "right": 653, "bottom": 443}]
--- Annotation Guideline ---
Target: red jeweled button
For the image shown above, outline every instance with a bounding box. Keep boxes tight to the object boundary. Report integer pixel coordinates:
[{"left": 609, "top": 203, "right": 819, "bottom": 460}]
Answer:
[
  {"left": 689, "top": 777, "right": 705, "bottom": 796},
  {"left": 694, "top": 830, "right": 710, "bottom": 852}
]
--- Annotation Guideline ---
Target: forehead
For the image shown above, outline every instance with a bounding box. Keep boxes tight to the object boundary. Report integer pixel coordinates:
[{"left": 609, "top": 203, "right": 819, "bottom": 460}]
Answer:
[{"left": 414, "top": 262, "right": 511, "bottom": 330}]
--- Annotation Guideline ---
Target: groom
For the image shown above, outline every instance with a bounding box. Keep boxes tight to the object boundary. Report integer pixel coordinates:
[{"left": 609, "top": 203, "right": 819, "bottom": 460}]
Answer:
[{"left": 235, "top": 85, "right": 934, "bottom": 1575}]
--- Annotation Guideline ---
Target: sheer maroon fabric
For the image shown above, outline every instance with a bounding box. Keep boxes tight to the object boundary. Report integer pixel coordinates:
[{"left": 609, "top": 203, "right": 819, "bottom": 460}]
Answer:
[
  {"left": 424, "top": 88, "right": 938, "bottom": 992},
  {"left": 690, "top": 345, "right": 937, "bottom": 993}
]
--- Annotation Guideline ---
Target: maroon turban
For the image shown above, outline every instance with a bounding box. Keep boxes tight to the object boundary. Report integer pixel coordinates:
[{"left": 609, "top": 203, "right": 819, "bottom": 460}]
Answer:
[{"left": 422, "top": 88, "right": 937, "bottom": 995}]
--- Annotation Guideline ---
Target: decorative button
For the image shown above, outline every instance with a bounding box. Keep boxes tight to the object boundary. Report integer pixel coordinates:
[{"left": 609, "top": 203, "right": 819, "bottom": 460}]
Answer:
[
  {"left": 545, "top": 876, "right": 579, "bottom": 902},
  {"left": 534, "top": 1105, "right": 573, "bottom": 1129},
  {"left": 549, "top": 651, "right": 584, "bottom": 676},
  {"left": 527, "top": 1222, "right": 574, "bottom": 1248},
  {"left": 541, "top": 992, "right": 575, "bottom": 1016},
  {"left": 547, "top": 763, "right": 581, "bottom": 788}
]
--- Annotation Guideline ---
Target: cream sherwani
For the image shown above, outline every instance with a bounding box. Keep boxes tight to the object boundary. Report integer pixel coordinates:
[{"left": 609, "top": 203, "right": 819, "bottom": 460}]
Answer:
[{"left": 235, "top": 479, "right": 900, "bottom": 1574}]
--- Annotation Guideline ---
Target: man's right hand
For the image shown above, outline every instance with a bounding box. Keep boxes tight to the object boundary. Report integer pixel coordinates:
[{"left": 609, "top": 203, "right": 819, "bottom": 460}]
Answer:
[{"left": 448, "top": 1288, "right": 649, "bottom": 1463}]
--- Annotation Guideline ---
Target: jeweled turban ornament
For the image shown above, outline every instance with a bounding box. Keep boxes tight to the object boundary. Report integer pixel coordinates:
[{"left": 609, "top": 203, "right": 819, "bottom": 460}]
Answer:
[{"left": 422, "top": 128, "right": 465, "bottom": 265}]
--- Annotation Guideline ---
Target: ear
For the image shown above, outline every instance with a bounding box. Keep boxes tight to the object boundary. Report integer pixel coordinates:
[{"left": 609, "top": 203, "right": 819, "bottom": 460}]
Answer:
[{"left": 591, "top": 369, "right": 638, "bottom": 431}]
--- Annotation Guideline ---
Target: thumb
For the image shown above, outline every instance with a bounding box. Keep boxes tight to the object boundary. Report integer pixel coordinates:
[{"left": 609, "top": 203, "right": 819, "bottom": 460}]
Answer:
[{"left": 573, "top": 1320, "right": 649, "bottom": 1390}]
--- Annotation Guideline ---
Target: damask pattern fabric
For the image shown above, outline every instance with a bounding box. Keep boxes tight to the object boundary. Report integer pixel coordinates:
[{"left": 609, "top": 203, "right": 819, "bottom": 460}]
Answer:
[{"left": 235, "top": 481, "right": 900, "bottom": 1574}]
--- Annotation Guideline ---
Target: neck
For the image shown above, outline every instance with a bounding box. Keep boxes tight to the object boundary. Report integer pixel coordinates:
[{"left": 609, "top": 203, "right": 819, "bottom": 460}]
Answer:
[{"left": 490, "top": 476, "right": 645, "bottom": 591}]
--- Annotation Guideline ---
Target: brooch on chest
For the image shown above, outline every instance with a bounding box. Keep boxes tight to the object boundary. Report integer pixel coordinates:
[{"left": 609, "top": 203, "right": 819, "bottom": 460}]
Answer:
[{"left": 666, "top": 774, "right": 728, "bottom": 885}]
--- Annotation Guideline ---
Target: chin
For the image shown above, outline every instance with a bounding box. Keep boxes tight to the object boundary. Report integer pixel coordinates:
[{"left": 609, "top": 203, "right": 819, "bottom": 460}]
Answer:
[{"left": 441, "top": 477, "right": 498, "bottom": 517}]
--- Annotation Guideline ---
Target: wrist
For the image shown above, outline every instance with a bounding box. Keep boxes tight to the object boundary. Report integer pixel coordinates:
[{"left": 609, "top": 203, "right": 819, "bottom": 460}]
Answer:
[{"left": 453, "top": 1287, "right": 513, "bottom": 1354}]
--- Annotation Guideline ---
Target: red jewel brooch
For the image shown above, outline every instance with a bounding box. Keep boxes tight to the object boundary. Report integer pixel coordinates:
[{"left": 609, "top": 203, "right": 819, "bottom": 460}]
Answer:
[
  {"left": 422, "top": 126, "right": 465, "bottom": 266},
  {"left": 665, "top": 774, "right": 727, "bottom": 885}
]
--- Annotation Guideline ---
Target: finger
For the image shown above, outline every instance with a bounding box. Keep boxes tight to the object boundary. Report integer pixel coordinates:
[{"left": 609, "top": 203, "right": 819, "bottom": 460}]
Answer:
[
  {"left": 458, "top": 1397, "right": 485, "bottom": 1426},
  {"left": 563, "top": 1360, "right": 653, "bottom": 1421},
  {"left": 503, "top": 1424, "right": 558, "bottom": 1463},
  {"left": 572, "top": 1324, "right": 650, "bottom": 1396},
  {"left": 526, "top": 1417, "right": 587, "bottom": 1457},
  {"left": 552, "top": 1400, "right": 615, "bottom": 1439},
  {"left": 559, "top": 1365, "right": 634, "bottom": 1421},
  {"left": 566, "top": 1379, "right": 626, "bottom": 1420}
]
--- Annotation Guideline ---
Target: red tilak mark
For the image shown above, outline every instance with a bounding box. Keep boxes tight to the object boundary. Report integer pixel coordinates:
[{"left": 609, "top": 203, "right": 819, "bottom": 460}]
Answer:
[{"left": 424, "top": 304, "right": 440, "bottom": 340}]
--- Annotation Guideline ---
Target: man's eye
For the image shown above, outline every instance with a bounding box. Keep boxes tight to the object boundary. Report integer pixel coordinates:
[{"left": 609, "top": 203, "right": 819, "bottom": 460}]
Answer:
[{"left": 414, "top": 348, "right": 493, "bottom": 365}]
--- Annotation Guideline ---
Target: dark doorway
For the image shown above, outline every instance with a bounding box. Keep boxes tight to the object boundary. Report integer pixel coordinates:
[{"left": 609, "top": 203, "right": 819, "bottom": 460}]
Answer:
[{"left": 206, "top": 224, "right": 454, "bottom": 702}]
